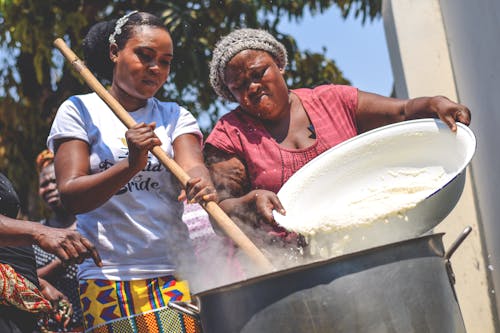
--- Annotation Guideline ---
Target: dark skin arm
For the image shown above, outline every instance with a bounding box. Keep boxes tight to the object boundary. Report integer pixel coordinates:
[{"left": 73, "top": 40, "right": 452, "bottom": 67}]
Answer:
[
  {"left": 54, "top": 122, "right": 160, "bottom": 214},
  {"left": 206, "top": 93, "right": 471, "bottom": 229},
  {"left": 0, "top": 214, "right": 102, "bottom": 266},
  {"left": 174, "top": 133, "right": 217, "bottom": 203},
  {"left": 55, "top": 122, "right": 216, "bottom": 215},
  {"left": 38, "top": 277, "right": 66, "bottom": 303},
  {"left": 356, "top": 92, "right": 471, "bottom": 133},
  {"left": 38, "top": 278, "right": 73, "bottom": 328},
  {"left": 37, "top": 258, "right": 63, "bottom": 279},
  {"left": 204, "top": 144, "right": 282, "bottom": 228}
]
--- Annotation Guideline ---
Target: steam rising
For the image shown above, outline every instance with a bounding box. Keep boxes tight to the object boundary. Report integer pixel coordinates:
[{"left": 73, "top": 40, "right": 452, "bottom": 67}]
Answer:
[{"left": 176, "top": 202, "right": 310, "bottom": 294}]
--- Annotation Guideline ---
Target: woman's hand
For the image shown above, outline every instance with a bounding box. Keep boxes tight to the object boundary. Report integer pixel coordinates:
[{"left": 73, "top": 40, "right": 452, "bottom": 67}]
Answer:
[
  {"left": 38, "top": 278, "right": 71, "bottom": 310},
  {"left": 179, "top": 177, "right": 218, "bottom": 204},
  {"left": 39, "top": 279, "right": 73, "bottom": 329},
  {"left": 34, "top": 224, "right": 102, "bottom": 267},
  {"left": 125, "top": 122, "right": 162, "bottom": 171},
  {"left": 428, "top": 96, "right": 471, "bottom": 131},
  {"left": 173, "top": 133, "right": 218, "bottom": 204},
  {"left": 248, "top": 189, "right": 286, "bottom": 227},
  {"left": 245, "top": 190, "right": 306, "bottom": 248}
]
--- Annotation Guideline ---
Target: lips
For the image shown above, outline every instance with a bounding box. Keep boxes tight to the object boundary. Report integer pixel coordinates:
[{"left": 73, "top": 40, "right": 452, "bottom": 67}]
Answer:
[
  {"left": 142, "top": 79, "right": 159, "bottom": 87},
  {"left": 250, "top": 93, "right": 269, "bottom": 105},
  {"left": 44, "top": 193, "right": 59, "bottom": 203}
]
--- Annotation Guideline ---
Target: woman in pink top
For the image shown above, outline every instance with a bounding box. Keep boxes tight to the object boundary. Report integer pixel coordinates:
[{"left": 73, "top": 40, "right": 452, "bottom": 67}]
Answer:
[{"left": 204, "top": 28, "right": 471, "bottom": 241}]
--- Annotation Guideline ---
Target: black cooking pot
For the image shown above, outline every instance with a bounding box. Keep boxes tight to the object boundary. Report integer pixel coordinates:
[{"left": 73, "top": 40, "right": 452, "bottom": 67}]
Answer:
[{"left": 170, "top": 228, "right": 470, "bottom": 333}]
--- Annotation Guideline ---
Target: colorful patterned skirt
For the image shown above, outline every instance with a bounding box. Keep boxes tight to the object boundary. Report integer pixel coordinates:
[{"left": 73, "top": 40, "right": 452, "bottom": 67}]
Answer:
[
  {"left": 79, "top": 276, "right": 200, "bottom": 333},
  {"left": 0, "top": 263, "right": 51, "bottom": 312}
]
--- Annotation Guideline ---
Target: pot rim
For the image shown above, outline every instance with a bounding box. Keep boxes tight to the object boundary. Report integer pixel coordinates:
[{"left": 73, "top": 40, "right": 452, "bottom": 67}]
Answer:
[{"left": 195, "top": 232, "right": 446, "bottom": 297}]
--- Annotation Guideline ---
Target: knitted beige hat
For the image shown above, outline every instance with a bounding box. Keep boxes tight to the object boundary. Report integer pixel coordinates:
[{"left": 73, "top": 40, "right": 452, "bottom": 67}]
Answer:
[{"left": 209, "top": 28, "right": 288, "bottom": 102}]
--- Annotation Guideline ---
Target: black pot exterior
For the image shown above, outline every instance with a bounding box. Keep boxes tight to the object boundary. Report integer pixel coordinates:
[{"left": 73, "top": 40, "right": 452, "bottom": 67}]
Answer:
[{"left": 196, "top": 233, "right": 466, "bottom": 333}]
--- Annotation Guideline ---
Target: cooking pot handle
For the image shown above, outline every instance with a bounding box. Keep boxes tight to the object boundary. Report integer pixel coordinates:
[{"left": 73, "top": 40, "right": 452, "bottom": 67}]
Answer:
[
  {"left": 445, "top": 226, "right": 472, "bottom": 260},
  {"left": 444, "top": 226, "right": 472, "bottom": 286},
  {"left": 168, "top": 297, "right": 201, "bottom": 319}
]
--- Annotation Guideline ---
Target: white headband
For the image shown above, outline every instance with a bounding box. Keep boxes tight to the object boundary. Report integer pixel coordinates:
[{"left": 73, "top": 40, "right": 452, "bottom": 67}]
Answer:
[{"left": 108, "top": 10, "right": 138, "bottom": 45}]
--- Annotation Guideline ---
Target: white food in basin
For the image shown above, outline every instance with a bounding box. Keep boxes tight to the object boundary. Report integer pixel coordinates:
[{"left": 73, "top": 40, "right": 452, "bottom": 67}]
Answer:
[
  {"left": 274, "top": 119, "right": 476, "bottom": 259},
  {"left": 281, "top": 166, "right": 448, "bottom": 236}
]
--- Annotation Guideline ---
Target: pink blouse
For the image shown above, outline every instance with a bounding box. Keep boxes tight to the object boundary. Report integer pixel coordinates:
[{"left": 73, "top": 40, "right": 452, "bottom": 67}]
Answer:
[{"left": 205, "top": 84, "right": 358, "bottom": 193}]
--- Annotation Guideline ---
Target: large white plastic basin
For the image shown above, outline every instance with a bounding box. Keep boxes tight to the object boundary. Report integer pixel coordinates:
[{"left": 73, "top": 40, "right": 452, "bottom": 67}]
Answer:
[{"left": 273, "top": 119, "right": 476, "bottom": 257}]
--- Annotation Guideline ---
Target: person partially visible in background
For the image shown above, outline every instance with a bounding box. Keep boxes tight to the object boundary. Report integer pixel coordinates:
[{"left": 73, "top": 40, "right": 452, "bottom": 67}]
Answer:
[
  {"left": 33, "top": 149, "right": 84, "bottom": 332},
  {"left": 0, "top": 171, "right": 101, "bottom": 333}
]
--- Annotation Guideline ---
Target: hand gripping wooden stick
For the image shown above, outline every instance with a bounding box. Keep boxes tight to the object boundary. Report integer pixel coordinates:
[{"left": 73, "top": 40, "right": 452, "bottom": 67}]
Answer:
[{"left": 53, "top": 38, "right": 275, "bottom": 272}]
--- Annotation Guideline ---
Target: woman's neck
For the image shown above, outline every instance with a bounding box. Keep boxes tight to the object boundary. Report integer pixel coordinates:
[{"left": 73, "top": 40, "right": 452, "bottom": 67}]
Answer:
[
  {"left": 266, "top": 93, "right": 315, "bottom": 149},
  {"left": 263, "top": 93, "right": 295, "bottom": 143},
  {"left": 109, "top": 84, "right": 147, "bottom": 111}
]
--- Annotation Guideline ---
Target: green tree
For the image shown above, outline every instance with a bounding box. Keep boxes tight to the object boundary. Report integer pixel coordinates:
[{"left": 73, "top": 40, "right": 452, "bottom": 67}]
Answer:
[{"left": 0, "top": 0, "right": 381, "bottom": 217}]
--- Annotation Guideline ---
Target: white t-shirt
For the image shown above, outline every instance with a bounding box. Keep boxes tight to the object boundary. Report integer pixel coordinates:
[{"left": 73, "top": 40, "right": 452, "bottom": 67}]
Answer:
[{"left": 47, "top": 93, "right": 202, "bottom": 280}]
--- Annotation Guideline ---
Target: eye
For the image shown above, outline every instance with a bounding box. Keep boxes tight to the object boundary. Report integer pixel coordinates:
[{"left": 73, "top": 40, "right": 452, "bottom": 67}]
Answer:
[
  {"left": 229, "top": 81, "right": 245, "bottom": 93},
  {"left": 159, "top": 59, "right": 171, "bottom": 66},
  {"left": 252, "top": 67, "right": 267, "bottom": 81},
  {"left": 137, "top": 49, "right": 153, "bottom": 62}
]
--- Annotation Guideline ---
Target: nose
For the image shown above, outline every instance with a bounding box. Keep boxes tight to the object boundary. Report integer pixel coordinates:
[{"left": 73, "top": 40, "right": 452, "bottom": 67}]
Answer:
[
  {"left": 148, "top": 61, "right": 161, "bottom": 75},
  {"left": 248, "top": 81, "right": 261, "bottom": 96}
]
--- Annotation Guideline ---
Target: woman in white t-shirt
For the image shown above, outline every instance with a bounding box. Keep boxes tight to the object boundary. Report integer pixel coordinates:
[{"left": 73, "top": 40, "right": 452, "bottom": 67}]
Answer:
[{"left": 47, "top": 11, "right": 216, "bottom": 332}]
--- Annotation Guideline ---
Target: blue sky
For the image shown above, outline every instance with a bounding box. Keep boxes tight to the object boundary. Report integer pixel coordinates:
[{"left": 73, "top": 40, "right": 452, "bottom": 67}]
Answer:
[{"left": 278, "top": 6, "right": 394, "bottom": 97}]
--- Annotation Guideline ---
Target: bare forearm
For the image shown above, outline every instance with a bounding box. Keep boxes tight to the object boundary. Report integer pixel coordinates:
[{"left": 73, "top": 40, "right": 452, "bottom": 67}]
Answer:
[
  {"left": 0, "top": 215, "right": 40, "bottom": 246},
  {"left": 403, "top": 95, "right": 470, "bottom": 131},
  {"left": 185, "top": 164, "right": 213, "bottom": 183},
  {"left": 175, "top": 134, "right": 212, "bottom": 182},
  {"left": 357, "top": 92, "right": 469, "bottom": 133},
  {"left": 0, "top": 212, "right": 102, "bottom": 266},
  {"left": 218, "top": 192, "right": 257, "bottom": 221},
  {"left": 403, "top": 96, "right": 442, "bottom": 119},
  {"left": 37, "top": 258, "right": 63, "bottom": 279}
]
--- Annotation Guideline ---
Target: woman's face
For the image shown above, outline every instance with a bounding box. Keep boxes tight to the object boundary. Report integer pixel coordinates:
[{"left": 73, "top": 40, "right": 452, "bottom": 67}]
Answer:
[
  {"left": 39, "top": 163, "right": 62, "bottom": 210},
  {"left": 224, "top": 50, "right": 289, "bottom": 121},
  {"left": 112, "top": 26, "right": 173, "bottom": 100}
]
